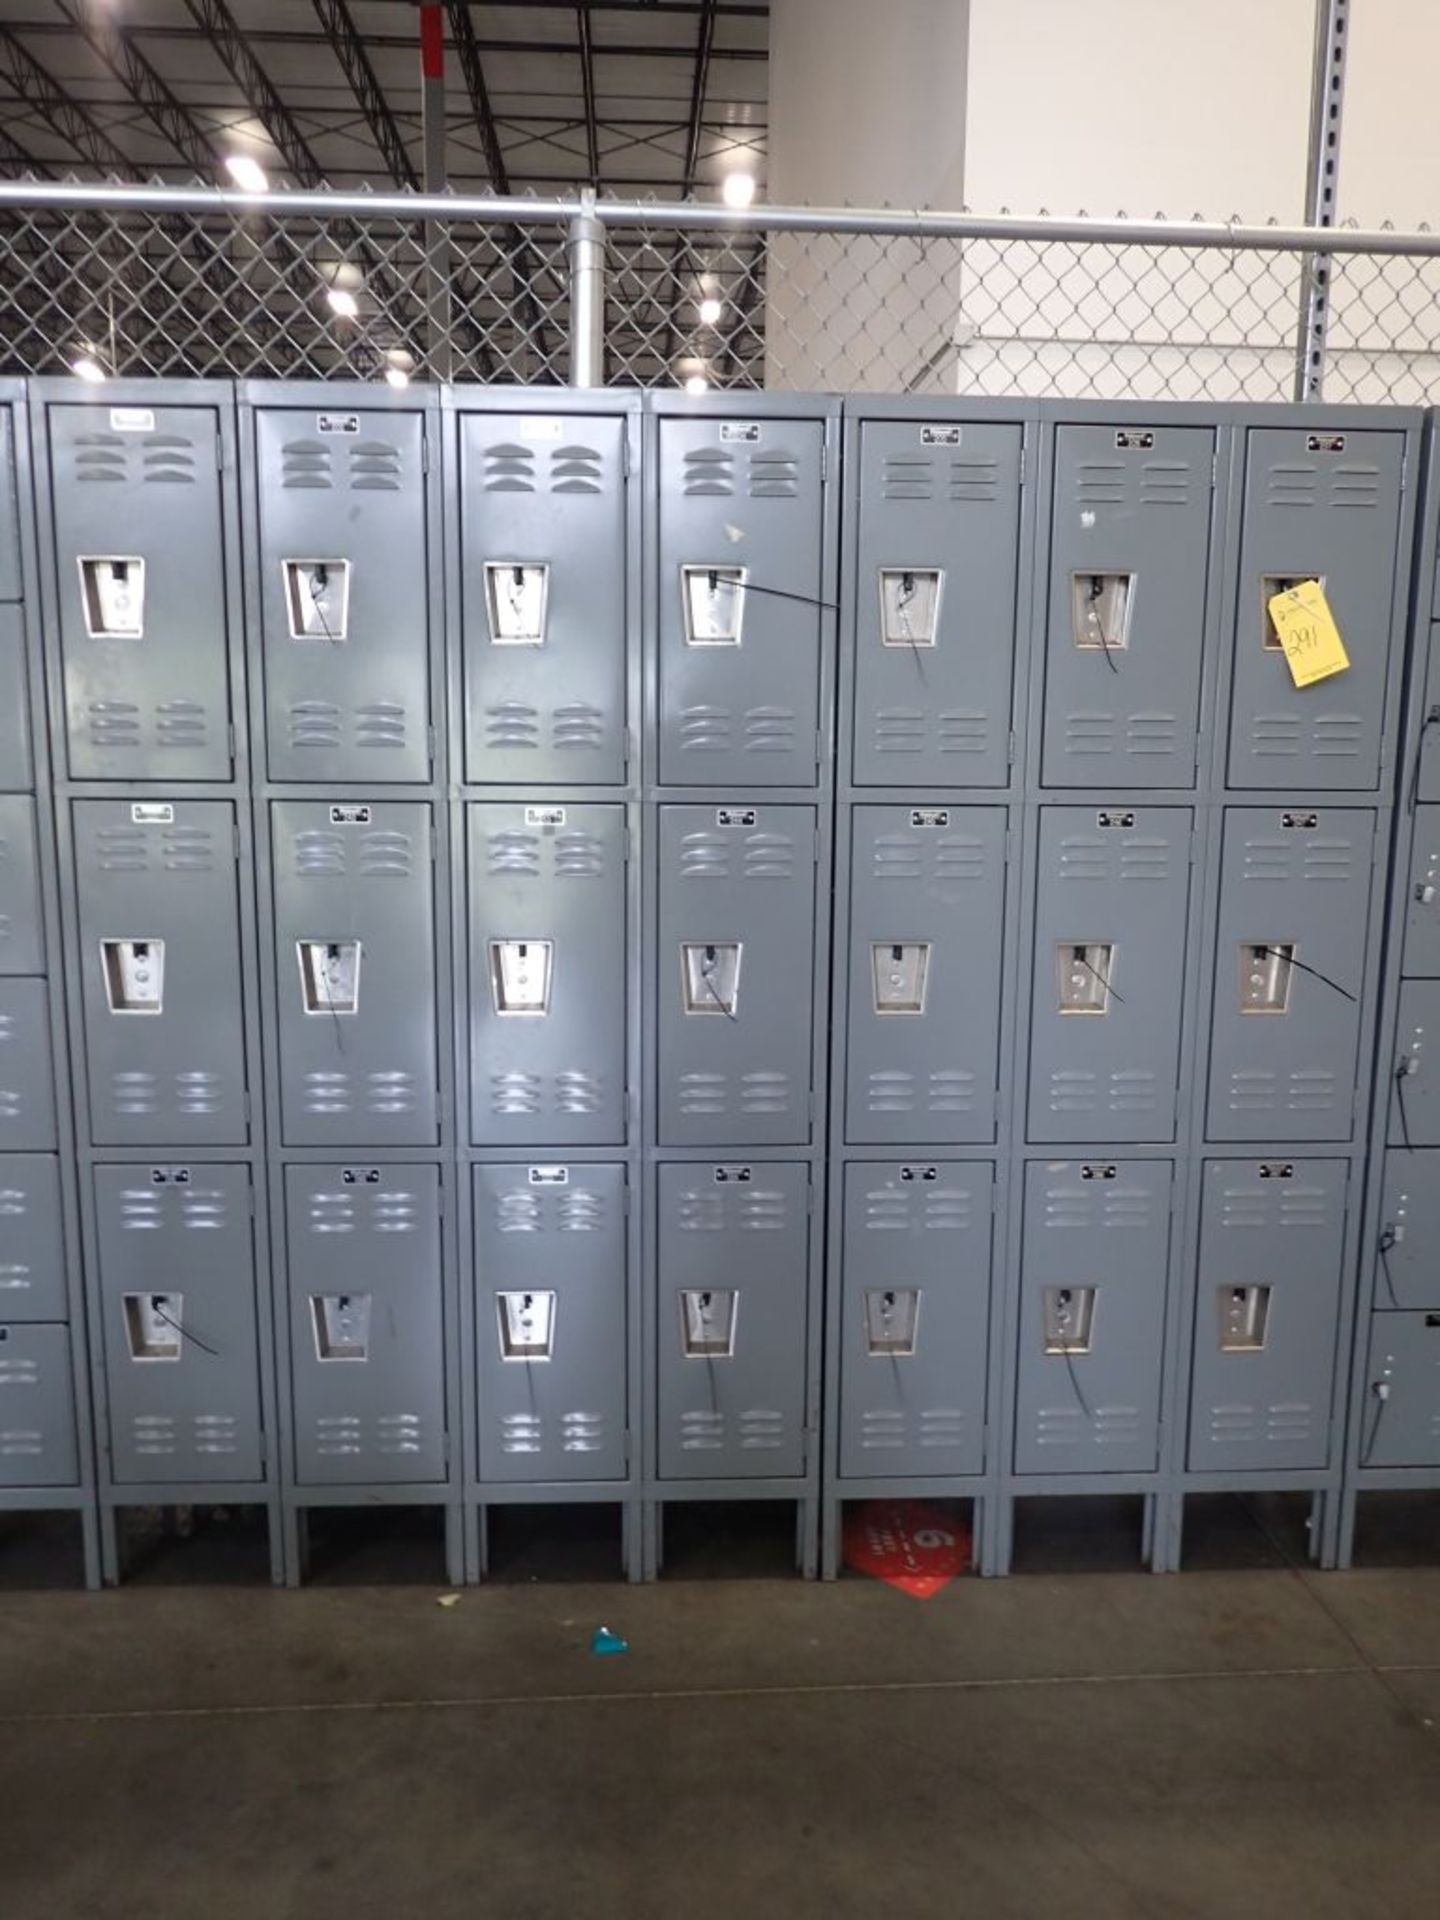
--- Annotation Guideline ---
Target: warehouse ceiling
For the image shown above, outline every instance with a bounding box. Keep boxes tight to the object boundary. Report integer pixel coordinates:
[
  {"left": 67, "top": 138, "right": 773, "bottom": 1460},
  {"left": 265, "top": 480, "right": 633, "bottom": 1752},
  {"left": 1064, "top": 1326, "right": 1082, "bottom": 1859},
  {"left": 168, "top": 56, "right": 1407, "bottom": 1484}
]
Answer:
[{"left": 0, "top": 0, "right": 768, "bottom": 198}]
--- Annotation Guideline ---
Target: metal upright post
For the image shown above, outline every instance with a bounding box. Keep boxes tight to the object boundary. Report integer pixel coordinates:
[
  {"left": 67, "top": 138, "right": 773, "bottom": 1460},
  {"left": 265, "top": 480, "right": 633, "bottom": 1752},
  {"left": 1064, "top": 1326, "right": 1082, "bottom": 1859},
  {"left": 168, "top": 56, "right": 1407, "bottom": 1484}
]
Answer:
[
  {"left": 569, "top": 190, "right": 606, "bottom": 388},
  {"left": 420, "top": 2, "right": 452, "bottom": 380},
  {"left": 1293, "top": 0, "right": 1350, "bottom": 401}
]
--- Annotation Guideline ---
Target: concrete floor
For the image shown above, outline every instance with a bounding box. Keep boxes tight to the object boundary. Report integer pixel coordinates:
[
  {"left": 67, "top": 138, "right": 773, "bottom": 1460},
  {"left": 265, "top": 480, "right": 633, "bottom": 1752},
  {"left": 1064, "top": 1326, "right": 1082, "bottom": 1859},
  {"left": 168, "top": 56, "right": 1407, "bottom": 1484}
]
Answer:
[{"left": 2, "top": 1496, "right": 1440, "bottom": 1919}]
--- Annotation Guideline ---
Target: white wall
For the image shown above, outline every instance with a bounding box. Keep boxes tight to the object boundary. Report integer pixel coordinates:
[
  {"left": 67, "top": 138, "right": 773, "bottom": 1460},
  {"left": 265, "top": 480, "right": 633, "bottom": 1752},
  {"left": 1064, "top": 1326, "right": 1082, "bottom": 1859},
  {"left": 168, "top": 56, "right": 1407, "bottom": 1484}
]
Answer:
[{"left": 1338, "top": 0, "right": 1440, "bottom": 223}]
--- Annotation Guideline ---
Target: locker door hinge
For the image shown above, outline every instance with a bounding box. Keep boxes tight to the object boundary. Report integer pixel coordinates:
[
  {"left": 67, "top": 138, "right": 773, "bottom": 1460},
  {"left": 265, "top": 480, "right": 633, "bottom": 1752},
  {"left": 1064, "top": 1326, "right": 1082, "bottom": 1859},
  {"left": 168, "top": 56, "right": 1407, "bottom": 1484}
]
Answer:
[
  {"left": 820, "top": 443, "right": 829, "bottom": 484},
  {"left": 257, "top": 1430, "right": 267, "bottom": 1466},
  {"left": 216, "top": 431, "right": 226, "bottom": 473},
  {"left": 1018, "top": 446, "right": 1027, "bottom": 486},
  {"left": 1377, "top": 737, "right": 1388, "bottom": 773},
  {"left": 427, "top": 724, "right": 437, "bottom": 770},
  {"left": 242, "top": 1089, "right": 251, "bottom": 1123},
  {"left": 623, "top": 1429, "right": 633, "bottom": 1466},
  {"left": 623, "top": 825, "right": 633, "bottom": 864},
  {"left": 233, "top": 818, "right": 243, "bottom": 859},
  {"left": 430, "top": 822, "right": 439, "bottom": 860},
  {"left": 421, "top": 436, "right": 431, "bottom": 475},
  {"left": 1211, "top": 450, "right": 1218, "bottom": 488},
  {"left": 622, "top": 1181, "right": 632, "bottom": 1216},
  {"left": 1401, "top": 451, "right": 1410, "bottom": 493},
  {"left": 227, "top": 724, "right": 238, "bottom": 768},
  {"left": 621, "top": 435, "right": 632, "bottom": 478},
  {"left": 815, "top": 729, "right": 825, "bottom": 775},
  {"left": 623, "top": 727, "right": 634, "bottom": 777},
  {"left": 1007, "top": 728, "right": 1017, "bottom": 767}
]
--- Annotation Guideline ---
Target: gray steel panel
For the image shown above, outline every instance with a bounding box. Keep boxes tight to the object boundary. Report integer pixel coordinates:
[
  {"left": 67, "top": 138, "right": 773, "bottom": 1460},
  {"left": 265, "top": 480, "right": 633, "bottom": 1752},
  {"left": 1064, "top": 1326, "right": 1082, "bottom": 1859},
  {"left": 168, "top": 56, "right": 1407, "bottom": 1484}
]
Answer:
[
  {"left": 1362, "top": 1312, "right": 1440, "bottom": 1467},
  {"left": 1206, "top": 808, "right": 1374, "bottom": 1143},
  {"left": 851, "top": 419, "right": 1020, "bottom": 787},
  {"left": 845, "top": 805, "right": 1005, "bottom": 1144},
  {"left": 655, "top": 1161, "right": 809, "bottom": 1481},
  {"left": 271, "top": 801, "right": 438, "bottom": 1147},
  {"left": 255, "top": 406, "right": 431, "bottom": 783},
  {"left": 656, "top": 804, "right": 815, "bottom": 1146},
  {"left": 0, "top": 1323, "right": 77, "bottom": 1487},
  {"left": 1392, "top": 979, "right": 1440, "bottom": 1147},
  {"left": 467, "top": 803, "right": 626, "bottom": 1146},
  {"left": 94, "top": 1163, "right": 262, "bottom": 1485},
  {"left": 73, "top": 800, "right": 247, "bottom": 1146},
  {"left": 285, "top": 1163, "right": 446, "bottom": 1486},
  {"left": 1042, "top": 423, "right": 1212, "bottom": 787},
  {"left": 48, "top": 401, "right": 232, "bottom": 780},
  {"left": 0, "top": 797, "right": 44, "bottom": 974},
  {"left": 1374, "top": 1151, "right": 1440, "bottom": 1310},
  {"left": 838, "top": 1161, "right": 992, "bottom": 1479},
  {"left": 1026, "top": 806, "right": 1191, "bottom": 1143},
  {"left": 1187, "top": 1158, "right": 1347, "bottom": 1472},
  {"left": 0, "top": 606, "right": 32, "bottom": 789},
  {"left": 0, "top": 1156, "right": 65, "bottom": 1322},
  {"left": 460, "top": 409, "right": 627, "bottom": 785},
  {"left": 473, "top": 1162, "right": 627, "bottom": 1483},
  {"left": 1227, "top": 426, "right": 1404, "bottom": 790},
  {"left": 0, "top": 405, "right": 20, "bottom": 602},
  {"left": 1403, "top": 805, "right": 1440, "bottom": 976},
  {"left": 1417, "top": 643, "right": 1440, "bottom": 807},
  {"left": 1014, "top": 1159, "right": 1171, "bottom": 1475},
  {"left": 0, "top": 979, "right": 56, "bottom": 1150},
  {"left": 657, "top": 415, "right": 824, "bottom": 787}
]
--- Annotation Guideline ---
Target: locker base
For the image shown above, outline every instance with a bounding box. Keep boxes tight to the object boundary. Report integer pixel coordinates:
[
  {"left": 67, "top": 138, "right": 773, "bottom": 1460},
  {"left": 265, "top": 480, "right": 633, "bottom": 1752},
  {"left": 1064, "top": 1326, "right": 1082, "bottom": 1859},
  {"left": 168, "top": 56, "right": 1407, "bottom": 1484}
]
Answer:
[
  {"left": 1171, "top": 1485, "right": 1337, "bottom": 1572},
  {"left": 819, "top": 1491, "right": 987, "bottom": 1580},
  {"left": 466, "top": 1495, "right": 644, "bottom": 1585},
  {"left": 97, "top": 1492, "right": 284, "bottom": 1587},
  {"left": 283, "top": 1495, "right": 464, "bottom": 1589},
  {"left": 989, "top": 1490, "right": 1179, "bottom": 1577},
  {"left": 1333, "top": 1477, "right": 1440, "bottom": 1569},
  {"left": 644, "top": 1493, "right": 820, "bottom": 1582},
  {"left": 0, "top": 1492, "right": 102, "bottom": 1591}
]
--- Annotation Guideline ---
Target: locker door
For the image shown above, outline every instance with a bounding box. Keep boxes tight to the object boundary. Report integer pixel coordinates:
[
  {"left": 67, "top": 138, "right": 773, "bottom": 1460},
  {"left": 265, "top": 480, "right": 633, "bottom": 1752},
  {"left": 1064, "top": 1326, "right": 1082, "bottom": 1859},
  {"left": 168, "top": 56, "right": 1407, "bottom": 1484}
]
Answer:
[
  {"left": 0, "top": 980, "right": 57, "bottom": 1150},
  {"left": 1027, "top": 806, "right": 1191, "bottom": 1143},
  {"left": 1189, "top": 1159, "right": 1347, "bottom": 1471},
  {"left": 256, "top": 407, "right": 431, "bottom": 783},
  {"left": 0, "top": 1155, "right": 65, "bottom": 1321},
  {"left": 1373, "top": 1151, "right": 1440, "bottom": 1310},
  {"left": 286, "top": 1164, "right": 446, "bottom": 1485},
  {"left": 0, "top": 405, "right": 20, "bottom": 601},
  {"left": 1013, "top": 1159, "right": 1171, "bottom": 1475},
  {"left": 461, "top": 410, "right": 628, "bottom": 785},
  {"left": 467, "top": 803, "right": 626, "bottom": 1147},
  {"left": 655, "top": 1161, "right": 809, "bottom": 1481},
  {"left": 1392, "top": 979, "right": 1440, "bottom": 1147},
  {"left": 73, "top": 801, "right": 247, "bottom": 1146},
  {"left": 95, "top": 1164, "right": 262, "bottom": 1484},
  {"left": 851, "top": 419, "right": 1021, "bottom": 787},
  {"left": 48, "top": 401, "right": 232, "bottom": 780},
  {"left": 1403, "top": 806, "right": 1440, "bottom": 977},
  {"left": 1362, "top": 1313, "right": 1440, "bottom": 1466},
  {"left": 272, "top": 801, "right": 438, "bottom": 1147},
  {"left": 0, "top": 1325, "right": 77, "bottom": 1487},
  {"left": 0, "top": 797, "right": 44, "bottom": 974},
  {"left": 656, "top": 804, "right": 816, "bottom": 1146},
  {"left": 474, "top": 1163, "right": 627, "bottom": 1483},
  {"left": 1042, "top": 423, "right": 1213, "bottom": 788},
  {"left": 0, "top": 607, "right": 32, "bottom": 790},
  {"left": 1227, "top": 427, "right": 1405, "bottom": 790},
  {"left": 657, "top": 416, "right": 824, "bottom": 788},
  {"left": 838, "top": 1162, "right": 992, "bottom": 1479},
  {"left": 845, "top": 805, "right": 1006, "bottom": 1145},
  {"left": 1207, "top": 808, "right": 1373, "bottom": 1143}
]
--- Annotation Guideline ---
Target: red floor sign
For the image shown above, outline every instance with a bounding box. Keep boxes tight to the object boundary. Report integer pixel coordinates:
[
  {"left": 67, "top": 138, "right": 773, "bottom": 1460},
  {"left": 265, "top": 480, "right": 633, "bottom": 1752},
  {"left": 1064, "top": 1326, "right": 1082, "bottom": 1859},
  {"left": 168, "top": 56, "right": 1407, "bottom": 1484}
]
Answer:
[{"left": 842, "top": 1501, "right": 972, "bottom": 1598}]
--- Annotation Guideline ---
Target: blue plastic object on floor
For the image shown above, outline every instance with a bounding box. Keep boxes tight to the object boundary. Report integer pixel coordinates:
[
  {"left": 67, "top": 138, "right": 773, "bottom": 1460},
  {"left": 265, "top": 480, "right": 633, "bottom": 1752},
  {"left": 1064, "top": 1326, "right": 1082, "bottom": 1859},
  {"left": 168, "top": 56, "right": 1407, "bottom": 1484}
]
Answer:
[{"left": 590, "top": 1626, "right": 629, "bottom": 1657}]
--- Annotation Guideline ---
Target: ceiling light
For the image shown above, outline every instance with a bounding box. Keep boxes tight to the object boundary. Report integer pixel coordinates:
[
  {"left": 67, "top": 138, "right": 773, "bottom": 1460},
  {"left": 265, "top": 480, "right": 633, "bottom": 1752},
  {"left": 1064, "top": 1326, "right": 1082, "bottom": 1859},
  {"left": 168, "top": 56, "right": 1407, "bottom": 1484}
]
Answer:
[
  {"left": 326, "top": 286, "right": 359, "bottom": 319},
  {"left": 721, "top": 171, "right": 756, "bottom": 210},
  {"left": 71, "top": 354, "right": 105, "bottom": 383},
  {"left": 683, "top": 374, "right": 709, "bottom": 395},
  {"left": 384, "top": 365, "right": 411, "bottom": 390},
  {"left": 224, "top": 153, "right": 268, "bottom": 194},
  {"left": 698, "top": 296, "right": 723, "bottom": 326}
]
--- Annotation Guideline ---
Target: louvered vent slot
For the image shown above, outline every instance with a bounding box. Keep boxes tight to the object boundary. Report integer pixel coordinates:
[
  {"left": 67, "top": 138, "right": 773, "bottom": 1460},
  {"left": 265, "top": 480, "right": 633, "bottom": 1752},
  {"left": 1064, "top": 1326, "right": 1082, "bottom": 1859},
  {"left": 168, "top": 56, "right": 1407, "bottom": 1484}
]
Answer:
[
  {"left": 882, "top": 456, "right": 933, "bottom": 500},
  {"left": 281, "top": 440, "right": 333, "bottom": 489},
  {"left": 551, "top": 445, "right": 603, "bottom": 494},
  {"left": 348, "top": 441, "right": 402, "bottom": 490},
  {"left": 292, "top": 830, "right": 347, "bottom": 878},
  {"left": 1140, "top": 461, "right": 1190, "bottom": 505},
  {"left": 357, "top": 829, "right": 414, "bottom": 877},
  {"left": 1075, "top": 461, "right": 1127, "bottom": 506},
  {"left": 1329, "top": 465, "right": 1380, "bottom": 508},
  {"left": 143, "top": 437, "right": 197, "bottom": 484},
  {"left": 483, "top": 444, "right": 536, "bottom": 492},
  {"left": 487, "top": 831, "right": 541, "bottom": 878},
  {"left": 93, "top": 828, "right": 149, "bottom": 873},
  {"left": 72, "top": 434, "right": 128, "bottom": 483},
  {"left": 1266, "top": 463, "right": 1317, "bottom": 507},
  {"left": 950, "top": 457, "right": 998, "bottom": 501},
  {"left": 682, "top": 449, "right": 733, "bottom": 496},
  {"left": 749, "top": 452, "right": 799, "bottom": 498}
]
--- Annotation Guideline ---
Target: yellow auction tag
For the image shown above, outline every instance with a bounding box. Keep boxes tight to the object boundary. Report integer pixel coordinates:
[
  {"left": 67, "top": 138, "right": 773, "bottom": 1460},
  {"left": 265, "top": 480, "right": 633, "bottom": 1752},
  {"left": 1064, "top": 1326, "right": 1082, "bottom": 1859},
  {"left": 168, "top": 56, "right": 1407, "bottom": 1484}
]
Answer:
[{"left": 1266, "top": 578, "right": 1350, "bottom": 688}]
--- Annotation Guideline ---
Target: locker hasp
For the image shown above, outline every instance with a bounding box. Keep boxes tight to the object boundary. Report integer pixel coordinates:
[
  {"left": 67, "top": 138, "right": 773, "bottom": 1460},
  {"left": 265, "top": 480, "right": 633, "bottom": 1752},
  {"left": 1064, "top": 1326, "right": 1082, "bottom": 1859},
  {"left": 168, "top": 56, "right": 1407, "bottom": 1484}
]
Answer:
[
  {"left": 1043, "top": 1287, "right": 1096, "bottom": 1355},
  {"left": 488, "top": 938, "right": 553, "bottom": 1016},
  {"left": 1239, "top": 943, "right": 1294, "bottom": 1014},
  {"left": 1070, "top": 572, "right": 1133, "bottom": 653},
  {"left": 1218, "top": 1285, "right": 1271, "bottom": 1352},
  {"left": 101, "top": 938, "right": 164, "bottom": 1015},
  {"left": 871, "top": 942, "right": 930, "bottom": 1015},
  {"left": 122, "top": 1292, "right": 183, "bottom": 1361},
  {"left": 483, "top": 561, "right": 549, "bottom": 646},
  {"left": 863, "top": 1288, "right": 920, "bottom": 1357},
  {"left": 1057, "top": 942, "right": 1115, "bottom": 1014},
  {"left": 282, "top": 559, "right": 350, "bottom": 642},
  {"left": 681, "top": 941, "right": 741, "bottom": 1017},
  {"left": 297, "top": 940, "right": 361, "bottom": 1015},
  {"left": 878, "top": 568, "right": 941, "bottom": 648},
  {"left": 311, "top": 1294, "right": 371, "bottom": 1361},
  {"left": 496, "top": 1290, "right": 556, "bottom": 1361},
  {"left": 679, "top": 1288, "right": 737, "bottom": 1358},
  {"left": 681, "top": 565, "right": 746, "bottom": 646},
  {"left": 78, "top": 555, "right": 145, "bottom": 638}
]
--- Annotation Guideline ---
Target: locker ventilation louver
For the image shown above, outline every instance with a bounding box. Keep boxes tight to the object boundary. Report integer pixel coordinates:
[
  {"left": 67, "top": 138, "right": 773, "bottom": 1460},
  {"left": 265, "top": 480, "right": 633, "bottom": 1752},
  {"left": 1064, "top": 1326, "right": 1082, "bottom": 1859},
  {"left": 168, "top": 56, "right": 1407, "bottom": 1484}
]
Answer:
[
  {"left": 71, "top": 432, "right": 198, "bottom": 487},
  {"left": 551, "top": 445, "right": 603, "bottom": 494},
  {"left": 482, "top": 444, "right": 536, "bottom": 492},
  {"left": 951, "top": 457, "right": 999, "bottom": 502},
  {"left": 682, "top": 448, "right": 733, "bottom": 496},
  {"left": 280, "top": 440, "right": 334, "bottom": 489},
  {"left": 1139, "top": 461, "right": 1190, "bottom": 506},
  {"left": 882, "top": 456, "right": 933, "bottom": 500},
  {"left": 748, "top": 452, "right": 799, "bottom": 498},
  {"left": 348, "top": 442, "right": 402, "bottom": 490}
]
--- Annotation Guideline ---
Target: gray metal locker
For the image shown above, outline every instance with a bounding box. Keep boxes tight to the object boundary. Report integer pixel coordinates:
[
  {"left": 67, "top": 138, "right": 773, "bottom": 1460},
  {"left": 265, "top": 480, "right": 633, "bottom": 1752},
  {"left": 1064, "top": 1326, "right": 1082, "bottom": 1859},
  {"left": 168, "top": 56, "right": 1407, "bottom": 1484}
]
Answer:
[
  {"left": 271, "top": 801, "right": 438, "bottom": 1147},
  {"left": 657, "top": 415, "right": 824, "bottom": 788},
  {"left": 1207, "top": 808, "right": 1374, "bottom": 1143},
  {"left": 656, "top": 804, "right": 816, "bottom": 1146},
  {"left": 0, "top": 796, "right": 43, "bottom": 975},
  {"left": 285, "top": 1164, "right": 446, "bottom": 1486},
  {"left": 1361, "top": 1313, "right": 1440, "bottom": 1467},
  {"left": 1392, "top": 978, "right": 1440, "bottom": 1147},
  {"left": 1227, "top": 426, "right": 1404, "bottom": 790},
  {"left": 0, "top": 606, "right": 32, "bottom": 790},
  {"left": 473, "top": 1162, "right": 627, "bottom": 1483},
  {"left": 1027, "top": 806, "right": 1191, "bottom": 1143},
  {"left": 838, "top": 1162, "right": 992, "bottom": 1479},
  {"left": 47, "top": 401, "right": 232, "bottom": 781},
  {"left": 73, "top": 800, "right": 247, "bottom": 1146},
  {"left": 467, "top": 803, "right": 626, "bottom": 1146},
  {"left": 0, "top": 404, "right": 19, "bottom": 602},
  {"left": 0, "top": 979, "right": 57, "bottom": 1150},
  {"left": 460, "top": 410, "right": 628, "bottom": 785},
  {"left": 1042, "top": 423, "right": 1213, "bottom": 788},
  {"left": 255, "top": 407, "right": 431, "bottom": 784},
  {"left": 94, "top": 1164, "right": 263, "bottom": 1484},
  {"left": 0, "top": 1156, "right": 65, "bottom": 1322},
  {"left": 655, "top": 1161, "right": 809, "bottom": 1481},
  {"left": 1373, "top": 1151, "right": 1440, "bottom": 1310},
  {"left": 851, "top": 419, "right": 1021, "bottom": 787},
  {"left": 1416, "top": 644, "right": 1440, "bottom": 808},
  {"left": 1014, "top": 1159, "right": 1171, "bottom": 1475},
  {"left": 0, "top": 1324, "right": 77, "bottom": 1487},
  {"left": 1188, "top": 1158, "right": 1347, "bottom": 1472},
  {"left": 845, "top": 806, "right": 1006, "bottom": 1145},
  {"left": 1404, "top": 806, "right": 1440, "bottom": 976}
]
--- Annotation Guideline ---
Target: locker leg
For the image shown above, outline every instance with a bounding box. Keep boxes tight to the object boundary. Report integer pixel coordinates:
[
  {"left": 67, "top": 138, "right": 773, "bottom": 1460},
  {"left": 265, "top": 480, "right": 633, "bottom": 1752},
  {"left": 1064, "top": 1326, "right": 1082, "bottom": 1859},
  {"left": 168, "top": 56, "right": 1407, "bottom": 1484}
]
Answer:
[
  {"left": 1333, "top": 1484, "right": 1360, "bottom": 1571},
  {"left": 98, "top": 1503, "right": 121, "bottom": 1587},
  {"left": 1313, "top": 1488, "right": 1345, "bottom": 1571},
  {"left": 1141, "top": 1492, "right": 1156, "bottom": 1567},
  {"left": 79, "top": 1501, "right": 104, "bottom": 1592},
  {"left": 462, "top": 1504, "right": 482, "bottom": 1585},
  {"left": 621, "top": 1499, "right": 643, "bottom": 1583},
  {"left": 265, "top": 1498, "right": 287, "bottom": 1588},
  {"left": 1307, "top": 1491, "right": 1327, "bottom": 1566},
  {"left": 444, "top": 1503, "right": 466, "bottom": 1589},
  {"left": 984, "top": 1494, "right": 1014, "bottom": 1577},
  {"left": 474, "top": 1505, "right": 489, "bottom": 1580},
  {"left": 969, "top": 1497, "right": 984, "bottom": 1574},
  {"left": 283, "top": 1505, "right": 307, "bottom": 1590},
  {"left": 1167, "top": 1492, "right": 1187, "bottom": 1573},
  {"left": 1144, "top": 1492, "right": 1179, "bottom": 1573},
  {"left": 820, "top": 1498, "right": 840, "bottom": 1581},
  {"left": 646, "top": 1500, "right": 663, "bottom": 1581},
  {"left": 797, "top": 1496, "right": 819, "bottom": 1579}
]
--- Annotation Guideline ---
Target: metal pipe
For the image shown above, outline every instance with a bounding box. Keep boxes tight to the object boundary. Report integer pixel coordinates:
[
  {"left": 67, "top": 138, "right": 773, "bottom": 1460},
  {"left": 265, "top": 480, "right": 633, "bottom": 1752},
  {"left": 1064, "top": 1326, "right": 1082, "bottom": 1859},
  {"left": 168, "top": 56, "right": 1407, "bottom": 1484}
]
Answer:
[{"left": 568, "top": 191, "right": 605, "bottom": 388}]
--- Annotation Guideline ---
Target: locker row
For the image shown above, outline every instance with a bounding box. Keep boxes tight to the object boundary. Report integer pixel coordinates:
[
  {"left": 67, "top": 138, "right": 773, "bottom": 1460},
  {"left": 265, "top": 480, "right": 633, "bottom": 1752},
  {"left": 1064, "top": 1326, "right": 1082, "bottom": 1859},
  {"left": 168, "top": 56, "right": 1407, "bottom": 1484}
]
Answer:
[{"left": 7, "top": 387, "right": 1420, "bottom": 798}]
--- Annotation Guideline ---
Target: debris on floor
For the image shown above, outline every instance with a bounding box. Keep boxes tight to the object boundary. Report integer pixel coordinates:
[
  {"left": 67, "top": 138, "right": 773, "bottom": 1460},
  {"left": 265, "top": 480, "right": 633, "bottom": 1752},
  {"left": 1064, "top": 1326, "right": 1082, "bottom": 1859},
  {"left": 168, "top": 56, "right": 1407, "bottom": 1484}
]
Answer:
[
  {"left": 842, "top": 1501, "right": 971, "bottom": 1598},
  {"left": 436, "top": 1593, "right": 462, "bottom": 1609},
  {"left": 590, "top": 1625, "right": 629, "bottom": 1656}
]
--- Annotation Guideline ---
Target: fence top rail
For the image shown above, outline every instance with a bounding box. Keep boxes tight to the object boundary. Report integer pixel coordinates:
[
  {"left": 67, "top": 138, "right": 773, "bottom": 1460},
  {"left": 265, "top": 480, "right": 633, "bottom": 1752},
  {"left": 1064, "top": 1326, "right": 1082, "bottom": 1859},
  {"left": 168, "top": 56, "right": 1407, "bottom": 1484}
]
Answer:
[{"left": 2, "top": 179, "right": 1439, "bottom": 257}]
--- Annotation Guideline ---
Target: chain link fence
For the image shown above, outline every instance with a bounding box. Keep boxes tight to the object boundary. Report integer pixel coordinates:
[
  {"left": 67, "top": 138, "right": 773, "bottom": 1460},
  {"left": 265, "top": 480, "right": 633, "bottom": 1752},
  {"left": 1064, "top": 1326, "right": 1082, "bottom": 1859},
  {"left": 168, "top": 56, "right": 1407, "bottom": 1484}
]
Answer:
[{"left": 1, "top": 183, "right": 1438, "bottom": 402}]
